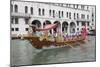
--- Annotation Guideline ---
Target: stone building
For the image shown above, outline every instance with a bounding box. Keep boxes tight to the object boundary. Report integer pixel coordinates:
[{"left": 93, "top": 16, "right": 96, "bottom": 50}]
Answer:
[{"left": 11, "top": 0, "right": 96, "bottom": 37}]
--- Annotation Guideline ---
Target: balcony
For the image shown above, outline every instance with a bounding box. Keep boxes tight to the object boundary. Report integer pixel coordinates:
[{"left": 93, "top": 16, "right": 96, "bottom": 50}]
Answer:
[{"left": 11, "top": 12, "right": 31, "bottom": 18}]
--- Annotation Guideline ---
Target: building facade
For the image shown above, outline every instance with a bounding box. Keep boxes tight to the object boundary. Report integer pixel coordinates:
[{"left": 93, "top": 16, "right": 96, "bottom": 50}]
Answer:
[{"left": 11, "top": 0, "right": 96, "bottom": 37}]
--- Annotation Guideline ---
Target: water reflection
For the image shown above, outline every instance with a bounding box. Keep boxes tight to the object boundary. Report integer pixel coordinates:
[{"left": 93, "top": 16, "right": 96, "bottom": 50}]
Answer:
[{"left": 11, "top": 36, "right": 96, "bottom": 66}]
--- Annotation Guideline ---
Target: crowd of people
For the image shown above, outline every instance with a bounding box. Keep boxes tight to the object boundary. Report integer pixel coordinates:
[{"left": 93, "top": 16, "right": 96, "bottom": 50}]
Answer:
[{"left": 30, "top": 25, "right": 87, "bottom": 42}]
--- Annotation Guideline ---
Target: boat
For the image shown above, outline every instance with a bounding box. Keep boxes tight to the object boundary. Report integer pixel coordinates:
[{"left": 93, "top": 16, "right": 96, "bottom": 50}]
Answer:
[{"left": 22, "top": 23, "right": 87, "bottom": 49}]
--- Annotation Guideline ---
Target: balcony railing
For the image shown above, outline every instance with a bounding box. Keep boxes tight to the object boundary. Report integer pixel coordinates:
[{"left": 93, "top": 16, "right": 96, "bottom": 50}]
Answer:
[{"left": 11, "top": 12, "right": 31, "bottom": 18}]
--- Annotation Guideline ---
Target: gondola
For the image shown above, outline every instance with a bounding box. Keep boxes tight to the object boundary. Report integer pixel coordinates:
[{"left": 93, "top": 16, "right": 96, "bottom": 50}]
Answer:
[{"left": 23, "top": 23, "right": 87, "bottom": 49}]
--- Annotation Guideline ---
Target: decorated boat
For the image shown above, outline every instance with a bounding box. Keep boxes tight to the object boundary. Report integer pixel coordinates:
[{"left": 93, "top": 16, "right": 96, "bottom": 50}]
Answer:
[{"left": 23, "top": 23, "right": 88, "bottom": 49}]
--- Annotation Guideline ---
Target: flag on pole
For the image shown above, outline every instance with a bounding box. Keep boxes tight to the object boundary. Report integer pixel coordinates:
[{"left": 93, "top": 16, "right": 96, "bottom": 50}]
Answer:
[{"left": 81, "top": 24, "right": 87, "bottom": 39}]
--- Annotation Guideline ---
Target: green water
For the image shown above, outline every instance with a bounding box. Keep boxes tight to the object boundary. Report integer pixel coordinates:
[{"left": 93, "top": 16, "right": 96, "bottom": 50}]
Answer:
[{"left": 10, "top": 36, "right": 96, "bottom": 66}]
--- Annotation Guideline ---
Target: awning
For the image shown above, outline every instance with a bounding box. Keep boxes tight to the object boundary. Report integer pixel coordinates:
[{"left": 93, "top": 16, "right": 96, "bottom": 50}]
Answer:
[{"left": 35, "top": 23, "right": 58, "bottom": 31}]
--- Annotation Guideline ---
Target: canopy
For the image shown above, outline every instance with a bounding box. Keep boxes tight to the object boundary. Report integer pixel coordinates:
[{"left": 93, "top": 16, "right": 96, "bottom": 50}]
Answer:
[{"left": 34, "top": 23, "right": 58, "bottom": 31}]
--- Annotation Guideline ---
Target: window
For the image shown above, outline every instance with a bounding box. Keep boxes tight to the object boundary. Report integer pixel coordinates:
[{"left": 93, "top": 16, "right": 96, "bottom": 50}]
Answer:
[
  {"left": 92, "top": 23, "right": 94, "bottom": 25},
  {"left": 25, "top": 19, "right": 28, "bottom": 24},
  {"left": 62, "top": 11, "right": 63, "bottom": 17},
  {"left": 74, "top": 13, "right": 76, "bottom": 19},
  {"left": 81, "top": 14, "right": 85, "bottom": 19},
  {"left": 15, "top": 28, "right": 19, "bottom": 31},
  {"left": 77, "top": 22, "right": 79, "bottom": 26},
  {"left": 49, "top": 10, "right": 51, "bottom": 16},
  {"left": 92, "top": 13, "right": 94, "bottom": 22},
  {"left": 66, "top": 4, "right": 67, "bottom": 6},
  {"left": 11, "top": 18, "right": 13, "bottom": 24},
  {"left": 15, "top": 18, "right": 18, "bottom": 24},
  {"left": 53, "top": 10, "right": 55, "bottom": 18},
  {"left": 87, "top": 15, "right": 89, "bottom": 19},
  {"left": 31, "top": 7, "right": 33, "bottom": 14},
  {"left": 73, "top": 4, "right": 75, "bottom": 8},
  {"left": 87, "top": 6, "right": 89, "bottom": 10},
  {"left": 25, "top": 6, "right": 28, "bottom": 13},
  {"left": 92, "top": 13, "right": 94, "bottom": 17},
  {"left": 76, "top": 4, "right": 78, "bottom": 8},
  {"left": 82, "top": 22, "right": 85, "bottom": 26},
  {"left": 87, "top": 22, "right": 89, "bottom": 26},
  {"left": 77, "top": 28, "right": 79, "bottom": 30},
  {"left": 77, "top": 13, "right": 79, "bottom": 19},
  {"left": 92, "top": 19, "right": 94, "bottom": 22},
  {"left": 38, "top": 8, "right": 41, "bottom": 15},
  {"left": 11, "top": 4, "right": 13, "bottom": 12},
  {"left": 69, "top": 4, "right": 71, "bottom": 7},
  {"left": 69, "top": 12, "right": 71, "bottom": 19},
  {"left": 42, "top": 9, "right": 45, "bottom": 15},
  {"left": 25, "top": 28, "right": 29, "bottom": 31},
  {"left": 81, "top": 5, "right": 84, "bottom": 9},
  {"left": 59, "top": 11, "right": 61, "bottom": 18},
  {"left": 66, "top": 12, "right": 68, "bottom": 18},
  {"left": 61, "top": 4, "right": 63, "bottom": 6},
  {"left": 15, "top": 4, "right": 18, "bottom": 12},
  {"left": 11, "top": 28, "right": 14, "bottom": 31}
]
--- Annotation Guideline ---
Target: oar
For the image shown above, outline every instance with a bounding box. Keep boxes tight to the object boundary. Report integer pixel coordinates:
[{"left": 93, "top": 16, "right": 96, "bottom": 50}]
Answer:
[{"left": 65, "top": 42, "right": 74, "bottom": 48}]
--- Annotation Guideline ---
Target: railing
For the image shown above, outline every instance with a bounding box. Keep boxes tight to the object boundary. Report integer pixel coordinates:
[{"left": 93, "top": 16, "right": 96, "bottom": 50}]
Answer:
[{"left": 11, "top": 12, "right": 31, "bottom": 18}]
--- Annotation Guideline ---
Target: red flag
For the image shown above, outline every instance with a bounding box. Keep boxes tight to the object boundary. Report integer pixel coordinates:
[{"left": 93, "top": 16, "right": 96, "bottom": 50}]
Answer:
[{"left": 81, "top": 24, "right": 87, "bottom": 39}]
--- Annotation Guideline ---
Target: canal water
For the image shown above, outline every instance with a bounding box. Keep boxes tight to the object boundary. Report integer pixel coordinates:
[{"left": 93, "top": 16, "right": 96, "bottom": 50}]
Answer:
[{"left": 10, "top": 36, "right": 96, "bottom": 66}]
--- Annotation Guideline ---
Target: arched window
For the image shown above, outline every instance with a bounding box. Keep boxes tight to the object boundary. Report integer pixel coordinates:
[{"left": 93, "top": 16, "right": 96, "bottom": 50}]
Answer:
[
  {"left": 53, "top": 10, "right": 55, "bottom": 18},
  {"left": 42, "top": 9, "right": 45, "bottom": 15},
  {"left": 31, "top": 7, "right": 33, "bottom": 14},
  {"left": 77, "top": 21, "right": 79, "bottom": 26},
  {"left": 49, "top": 9, "right": 51, "bottom": 16},
  {"left": 73, "top": 4, "right": 75, "bottom": 8},
  {"left": 81, "top": 5, "right": 84, "bottom": 10},
  {"left": 87, "top": 6, "right": 89, "bottom": 10},
  {"left": 66, "top": 12, "right": 68, "bottom": 18},
  {"left": 15, "top": 18, "right": 18, "bottom": 24},
  {"left": 14, "top": 4, "right": 18, "bottom": 12},
  {"left": 11, "top": 17, "right": 13, "bottom": 24},
  {"left": 11, "top": 4, "right": 13, "bottom": 12},
  {"left": 74, "top": 13, "right": 76, "bottom": 19},
  {"left": 77, "top": 13, "right": 79, "bottom": 19},
  {"left": 69, "top": 12, "right": 71, "bottom": 19},
  {"left": 62, "top": 11, "right": 63, "bottom": 17},
  {"left": 25, "top": 6, "right": 28, "bottom": 13},
  {"left": 38, "top": 8, "right": 41, "bottom": 15},
  {"left": 59, "top": 11, "right": 61, "bottom": 18},
  {"left": 87, "top": 15, "right": 89, "bottom": 19},
  {"left": 76, "top": 4, "right": 78, "bottom": 8}
]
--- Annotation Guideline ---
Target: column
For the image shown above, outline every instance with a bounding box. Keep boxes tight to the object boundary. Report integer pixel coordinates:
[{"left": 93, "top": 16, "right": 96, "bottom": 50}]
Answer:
[
  {"left": 52, "top": 29, "right": 53, "bottom": 34},
  {"left": 61, "top": 24, "right": 62, "bottom": 34},
  {"left": 41, "top": 22, "right": 43, "bottom": 29},
  {"left": 67, "top": 25, "right": 70, "bottom": 35},
  {"left": 51, "top": 22, "right": 53, "bottom": 34}
]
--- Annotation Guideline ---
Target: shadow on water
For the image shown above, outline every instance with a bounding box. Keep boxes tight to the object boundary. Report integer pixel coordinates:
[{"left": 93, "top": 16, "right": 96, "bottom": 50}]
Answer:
[{"left": 32, "top": 47, "right": 71, "bottom": 64}]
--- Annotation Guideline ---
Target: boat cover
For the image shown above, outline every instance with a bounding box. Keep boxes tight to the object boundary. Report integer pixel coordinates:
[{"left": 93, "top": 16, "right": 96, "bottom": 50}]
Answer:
[{"left": 35, "top": 23, "right": 58, "bottom": 31}]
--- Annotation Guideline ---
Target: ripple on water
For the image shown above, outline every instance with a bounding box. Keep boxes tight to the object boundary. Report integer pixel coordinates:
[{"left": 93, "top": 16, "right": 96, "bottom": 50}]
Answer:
[{"left": 11, "top": 36, "right": 96, "bottom": 66}]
